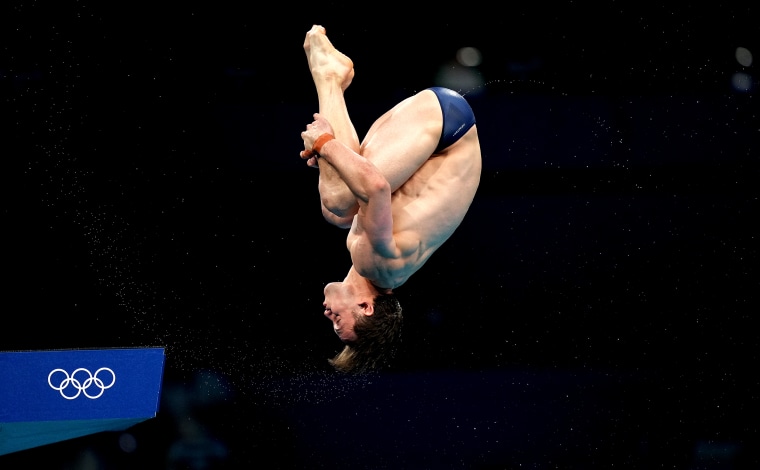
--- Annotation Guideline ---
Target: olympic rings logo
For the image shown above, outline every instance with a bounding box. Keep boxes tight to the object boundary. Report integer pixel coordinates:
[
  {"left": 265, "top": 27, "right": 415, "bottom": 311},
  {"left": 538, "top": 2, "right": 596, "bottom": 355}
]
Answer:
[{"left": 47, "top": 368, "right": 116, "bottom": 400}]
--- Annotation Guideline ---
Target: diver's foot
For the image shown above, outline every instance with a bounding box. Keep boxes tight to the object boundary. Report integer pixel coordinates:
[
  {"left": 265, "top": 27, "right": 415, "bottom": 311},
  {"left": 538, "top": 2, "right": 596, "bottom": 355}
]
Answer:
[{"left": 303, "top": 25, "right": 354, "bottom": 91}]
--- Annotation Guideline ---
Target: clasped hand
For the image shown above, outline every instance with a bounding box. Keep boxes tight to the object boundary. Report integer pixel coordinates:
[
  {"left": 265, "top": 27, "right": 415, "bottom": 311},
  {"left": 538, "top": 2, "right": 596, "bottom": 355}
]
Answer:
[{"left": 300, "top": 113, "right": 334, "bottom": 168}]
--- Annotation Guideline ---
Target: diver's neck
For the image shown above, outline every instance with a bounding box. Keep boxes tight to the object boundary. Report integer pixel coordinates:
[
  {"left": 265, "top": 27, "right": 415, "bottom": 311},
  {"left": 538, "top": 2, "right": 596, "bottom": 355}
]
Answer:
[{"left": 346, "top": 266, "right": 392, "bottom": 296}]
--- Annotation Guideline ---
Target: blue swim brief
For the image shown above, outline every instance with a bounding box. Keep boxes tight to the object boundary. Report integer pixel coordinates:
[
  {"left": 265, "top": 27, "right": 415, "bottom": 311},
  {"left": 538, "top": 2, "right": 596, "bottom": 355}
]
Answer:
[{"left": 427, "top": 87, "right": 476, "bottom": 153}]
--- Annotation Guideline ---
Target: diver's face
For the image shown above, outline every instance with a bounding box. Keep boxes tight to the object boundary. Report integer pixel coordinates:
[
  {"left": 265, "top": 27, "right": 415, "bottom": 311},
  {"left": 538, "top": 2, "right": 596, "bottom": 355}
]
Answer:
[{"left": 323, "top": 282, "right": 359, "bottom": 343}]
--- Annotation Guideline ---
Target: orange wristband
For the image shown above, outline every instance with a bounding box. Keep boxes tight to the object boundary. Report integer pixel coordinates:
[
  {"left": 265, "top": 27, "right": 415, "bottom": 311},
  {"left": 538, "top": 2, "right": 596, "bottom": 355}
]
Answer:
[{"left": 312, "top": 133, "right": 335, "bottom": 155}]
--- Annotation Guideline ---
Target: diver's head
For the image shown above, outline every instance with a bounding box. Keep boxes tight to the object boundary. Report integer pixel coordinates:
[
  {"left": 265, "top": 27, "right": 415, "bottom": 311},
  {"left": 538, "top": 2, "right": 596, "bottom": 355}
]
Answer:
[{"left": 326, "top": 291, "right": 403, "bottom": 374}]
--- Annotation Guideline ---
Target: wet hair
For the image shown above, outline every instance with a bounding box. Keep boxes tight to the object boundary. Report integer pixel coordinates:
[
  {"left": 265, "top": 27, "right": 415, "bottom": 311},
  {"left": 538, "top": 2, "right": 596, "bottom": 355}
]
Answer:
[{"left": 328, "top": 293, "right": 403, "bottom": 374}]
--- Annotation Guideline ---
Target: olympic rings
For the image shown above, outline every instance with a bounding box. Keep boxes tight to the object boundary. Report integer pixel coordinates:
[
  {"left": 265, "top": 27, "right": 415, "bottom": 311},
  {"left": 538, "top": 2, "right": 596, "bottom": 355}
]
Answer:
[{"left": 47, "top": 367, "right": 116, "bottom": 400}]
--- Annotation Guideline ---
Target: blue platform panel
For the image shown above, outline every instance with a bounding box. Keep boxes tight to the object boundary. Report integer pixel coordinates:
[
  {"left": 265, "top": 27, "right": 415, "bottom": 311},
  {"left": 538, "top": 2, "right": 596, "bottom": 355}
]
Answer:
[{"left": 0, "top": 347, "right": 165, "bottom": 455}]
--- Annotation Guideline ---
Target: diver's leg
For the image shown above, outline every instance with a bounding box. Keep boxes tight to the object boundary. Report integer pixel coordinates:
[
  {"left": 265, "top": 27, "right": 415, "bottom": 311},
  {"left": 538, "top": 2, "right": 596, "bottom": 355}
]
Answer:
[{"left": 303, "top": 25, "right": 360, "bottom": 224}]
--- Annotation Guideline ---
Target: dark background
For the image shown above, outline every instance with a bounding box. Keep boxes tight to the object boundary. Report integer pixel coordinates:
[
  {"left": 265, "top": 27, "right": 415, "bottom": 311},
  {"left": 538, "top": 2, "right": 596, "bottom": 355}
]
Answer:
[{"left": 2, "top": 2, "right": 758, "bottom": 468}]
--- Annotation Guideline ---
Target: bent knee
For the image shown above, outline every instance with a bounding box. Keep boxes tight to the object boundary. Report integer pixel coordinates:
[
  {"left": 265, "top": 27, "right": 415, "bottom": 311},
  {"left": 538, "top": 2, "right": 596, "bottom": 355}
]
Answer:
[
  {"left": 320, "top": 186, "right": 358, "bottom": 217},
  {"left": 321, "top": 204, "right": 356, "bottom": 229}
]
